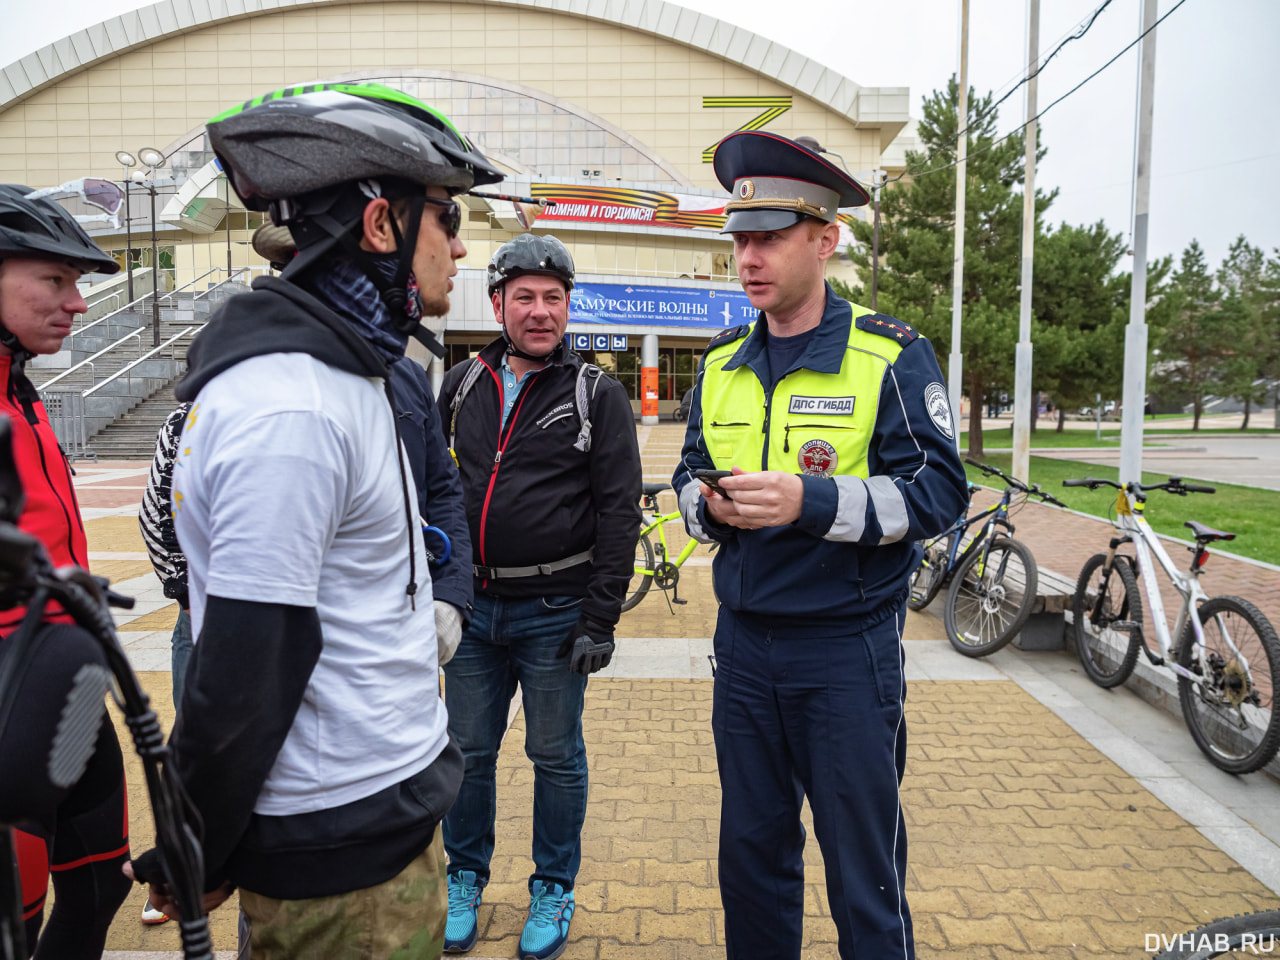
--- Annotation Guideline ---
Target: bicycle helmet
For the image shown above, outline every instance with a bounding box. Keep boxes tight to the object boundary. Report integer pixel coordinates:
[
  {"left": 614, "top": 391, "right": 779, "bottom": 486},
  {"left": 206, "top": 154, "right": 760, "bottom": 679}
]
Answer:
[
  {"left": 487, "top": 234, "right": 575, "bottom": 296},
  {"left": 207, "top": 83, "right": 503, "bottom": 330},
  {"left": 0, "top": 185, "right": 119, "bottom": 276}
]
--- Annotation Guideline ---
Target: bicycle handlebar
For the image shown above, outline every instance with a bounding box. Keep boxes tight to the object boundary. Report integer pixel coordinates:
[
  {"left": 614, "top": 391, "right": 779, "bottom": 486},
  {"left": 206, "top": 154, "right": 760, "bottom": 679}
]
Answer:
[
  {"left": 964, "top": 458, "right": 1029, "bottom": 493},
  {"left": 1061, "top": 476, "right": 1216, "bottom": 496}
]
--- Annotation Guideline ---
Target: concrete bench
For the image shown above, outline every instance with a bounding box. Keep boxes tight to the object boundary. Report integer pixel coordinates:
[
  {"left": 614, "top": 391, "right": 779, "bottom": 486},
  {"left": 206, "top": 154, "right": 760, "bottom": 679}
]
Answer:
[{"left": 1013, "top": 565, "right": 1078, "bottom": 651}]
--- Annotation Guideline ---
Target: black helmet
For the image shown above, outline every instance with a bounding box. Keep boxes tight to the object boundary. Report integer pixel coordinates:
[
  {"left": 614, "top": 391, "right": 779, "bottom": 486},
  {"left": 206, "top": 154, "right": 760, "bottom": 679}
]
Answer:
[
  {"left": 207, "top": 83, "right": 502, "bottom": 214},
  {"left": 487, "top": 234, "right": 575, "bottom": 296},
  {"left": 0, "top": 184, "right": 119, "bottom": 275},
  {"left": 207, "top": 83, "right": 502, "bottom": 332}
]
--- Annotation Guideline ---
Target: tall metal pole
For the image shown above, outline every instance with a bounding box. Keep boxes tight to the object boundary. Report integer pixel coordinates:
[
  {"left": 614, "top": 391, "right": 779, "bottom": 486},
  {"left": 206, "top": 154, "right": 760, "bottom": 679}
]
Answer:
[
  {"left": 1119, "top": 0, "right": 1158, "bottom": 485},
  {"left": 149, "top": 182, "right": 160, "bottom": 347},
  {"left": 122, "top": 178, "right": 134, "bottom": 302},
  {"left": 948, "top": 0, "right": 970, "bottom": 452},
  {"left": 224, "top": 173, "right": 232, "bottom": 275},
  {"left": 1011, "top": 0, "right": 1040, "bottom": 483},
  {"left": 871, "top": 170, "right": 881, "bottom": 310}
]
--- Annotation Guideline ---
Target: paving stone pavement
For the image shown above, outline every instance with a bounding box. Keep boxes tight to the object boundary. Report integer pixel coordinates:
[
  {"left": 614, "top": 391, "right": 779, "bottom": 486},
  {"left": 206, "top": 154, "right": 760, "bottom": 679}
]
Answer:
[{"left": 79, "top": 425, "right": 1280, "bottom": 957}]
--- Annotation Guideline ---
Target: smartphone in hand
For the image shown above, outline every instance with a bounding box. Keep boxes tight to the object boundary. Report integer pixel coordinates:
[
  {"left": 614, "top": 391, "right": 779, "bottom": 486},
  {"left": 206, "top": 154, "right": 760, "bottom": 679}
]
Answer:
[{"left": 695, "top": 469, "right": 734, "bottom": 501}]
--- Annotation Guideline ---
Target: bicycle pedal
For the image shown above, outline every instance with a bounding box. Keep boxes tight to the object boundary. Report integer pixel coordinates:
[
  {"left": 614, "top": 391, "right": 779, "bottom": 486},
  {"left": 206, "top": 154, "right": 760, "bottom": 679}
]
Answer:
[
  {"left": 672, "top": 598, "right": 687, "bottom": 605},
  {"left": 1113, "top": 621, "right": 1141, "bottom": 632}
]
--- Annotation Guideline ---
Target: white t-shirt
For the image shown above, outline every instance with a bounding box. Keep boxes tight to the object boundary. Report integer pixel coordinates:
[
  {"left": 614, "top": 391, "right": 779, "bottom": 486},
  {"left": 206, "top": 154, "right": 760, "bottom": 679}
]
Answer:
[{"left": 172, "top": 352, "right": 445, "bottom": 817}]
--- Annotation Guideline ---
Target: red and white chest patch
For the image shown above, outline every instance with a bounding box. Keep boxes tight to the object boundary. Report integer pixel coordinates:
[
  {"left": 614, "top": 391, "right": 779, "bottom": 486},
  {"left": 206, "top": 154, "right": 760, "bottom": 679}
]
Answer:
[{"left": 798, "top": 439, "right": 837, "bottom": 477}]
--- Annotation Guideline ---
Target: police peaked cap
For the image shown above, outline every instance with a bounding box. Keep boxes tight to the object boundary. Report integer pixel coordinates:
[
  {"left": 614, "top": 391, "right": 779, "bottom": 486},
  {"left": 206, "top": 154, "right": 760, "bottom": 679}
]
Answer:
[{"left": 713, "top": 131, "right": 869, "bottom": 233}]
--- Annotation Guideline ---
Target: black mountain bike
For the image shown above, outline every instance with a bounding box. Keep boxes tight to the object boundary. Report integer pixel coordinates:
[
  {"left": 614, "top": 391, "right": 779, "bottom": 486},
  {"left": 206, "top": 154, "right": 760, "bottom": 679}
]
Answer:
[{"left": 908, "top": 460, "right": 1064, "bottom": 657}]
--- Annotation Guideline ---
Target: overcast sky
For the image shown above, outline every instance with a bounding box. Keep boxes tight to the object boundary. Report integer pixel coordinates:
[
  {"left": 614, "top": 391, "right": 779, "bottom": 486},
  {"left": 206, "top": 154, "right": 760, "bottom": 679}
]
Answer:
[{"left": 3, "top": 0, "right": 1276, "bottom": 269}]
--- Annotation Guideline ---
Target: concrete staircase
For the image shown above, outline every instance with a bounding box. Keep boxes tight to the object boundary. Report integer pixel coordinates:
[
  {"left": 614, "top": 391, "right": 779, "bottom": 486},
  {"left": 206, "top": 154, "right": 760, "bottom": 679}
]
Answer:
[
  {"left": 87, "top": 381, "right": 182, "bottom": 460},
  {"left": 34, "top": 277, "right": 248, "bottom": 456}
]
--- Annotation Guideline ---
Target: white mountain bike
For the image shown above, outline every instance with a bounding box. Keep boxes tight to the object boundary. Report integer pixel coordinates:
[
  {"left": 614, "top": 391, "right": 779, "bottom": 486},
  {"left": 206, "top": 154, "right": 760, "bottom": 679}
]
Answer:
[{"left": 1063, "top": 476, "right": 1280, "bottom": 775}]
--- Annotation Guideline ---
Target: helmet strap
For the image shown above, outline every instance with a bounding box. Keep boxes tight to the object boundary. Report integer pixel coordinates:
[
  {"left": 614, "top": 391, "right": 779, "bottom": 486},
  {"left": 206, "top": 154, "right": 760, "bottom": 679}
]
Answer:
[
  {"left": 289, "top": 200, "right": 426, "bottom": 338},
  {"left": 0, "top": 323, "right": 40, "bottom": 425}
]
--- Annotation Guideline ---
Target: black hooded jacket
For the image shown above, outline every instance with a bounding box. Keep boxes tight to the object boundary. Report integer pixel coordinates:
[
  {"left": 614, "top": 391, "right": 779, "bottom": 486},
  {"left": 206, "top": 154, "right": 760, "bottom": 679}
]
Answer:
[
  {"left": 441, "top": 336, "right": 641, "bottom": 633},
  {"left": 139, "top": 276, "right": 462, "bottom": 899}
]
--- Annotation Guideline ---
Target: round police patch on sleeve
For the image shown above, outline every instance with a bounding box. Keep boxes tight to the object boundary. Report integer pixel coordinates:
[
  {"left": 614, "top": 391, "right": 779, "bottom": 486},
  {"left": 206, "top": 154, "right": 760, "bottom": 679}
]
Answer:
[{"left": 924, "top": 382, "right": 954, "bottom": 440}]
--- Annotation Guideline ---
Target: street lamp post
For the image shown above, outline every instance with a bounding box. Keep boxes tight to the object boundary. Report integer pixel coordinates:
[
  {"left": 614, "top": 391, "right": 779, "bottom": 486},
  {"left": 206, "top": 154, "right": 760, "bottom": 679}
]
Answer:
[
  {"left": 115, "top": 151, "right": 136, "bottom": 301},
  {"left": 128, "top": 147, "right": 168, "bottom": 347}
]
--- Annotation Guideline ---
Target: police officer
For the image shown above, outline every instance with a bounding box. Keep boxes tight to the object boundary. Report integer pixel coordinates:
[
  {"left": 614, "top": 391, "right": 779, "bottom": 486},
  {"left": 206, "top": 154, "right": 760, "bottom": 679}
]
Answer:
[{"left": 673, "top": 131, "right": 969, "bottom": 960}]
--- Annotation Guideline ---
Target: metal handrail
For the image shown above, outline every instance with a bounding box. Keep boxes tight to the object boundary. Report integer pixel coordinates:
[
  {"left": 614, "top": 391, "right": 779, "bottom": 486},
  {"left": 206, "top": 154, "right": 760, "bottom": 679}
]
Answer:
[
  {"left": 64, "top": 266, "right": 225, "bottom": 343},
  {"left": 38, "top": 329, "right": 143, "bottom": 390},
  {"left": 84, "top": 326, "right": 196, "bottom": 398},
  {"left": 40, "top": 269, "right": 247, "bottom": 391}
]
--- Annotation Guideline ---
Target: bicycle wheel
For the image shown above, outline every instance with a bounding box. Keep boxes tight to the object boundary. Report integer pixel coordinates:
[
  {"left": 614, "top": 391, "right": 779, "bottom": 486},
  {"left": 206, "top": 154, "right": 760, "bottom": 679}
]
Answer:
[
  {"left": 908, "top": 531, "right": 956, "bottom": 612},
  {"left": 1177, "top": 595, "right": 1280, "bottom": 775},
  {"left": 944, "top": 536, "right": 1038, "bottom": 657},
  {"left": 1073, "top": 553, "right": 1141, "bottom": 688},
  {"left": 1154, "top": 909, "right": 1280, "bottom": 957},
  {"left": 620, "top": 532, "right": 655, "bottom": 613}
]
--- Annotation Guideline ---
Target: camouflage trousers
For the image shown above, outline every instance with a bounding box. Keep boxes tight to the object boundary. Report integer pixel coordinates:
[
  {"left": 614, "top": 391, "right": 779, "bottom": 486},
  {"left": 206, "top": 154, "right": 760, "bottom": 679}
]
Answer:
[{"left": 237, "top": 825, "right": 447, "bottom": 960}]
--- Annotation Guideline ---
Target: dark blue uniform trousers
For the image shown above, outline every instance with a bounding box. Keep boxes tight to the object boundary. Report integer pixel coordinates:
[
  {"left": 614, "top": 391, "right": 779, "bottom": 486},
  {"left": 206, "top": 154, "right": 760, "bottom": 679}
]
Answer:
[{"left": 713, "top": 604, "right": 914, "bottom": 960}]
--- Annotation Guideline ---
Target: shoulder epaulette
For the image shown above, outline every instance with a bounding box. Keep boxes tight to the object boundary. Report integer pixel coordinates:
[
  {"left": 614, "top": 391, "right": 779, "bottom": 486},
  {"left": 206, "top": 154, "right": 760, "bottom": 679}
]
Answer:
[
  {"left": 854, "top": 312, "right": 921, "bottom": 344},
  {"left": 705, "top": 323, "right": 751, "bottom": 351}
]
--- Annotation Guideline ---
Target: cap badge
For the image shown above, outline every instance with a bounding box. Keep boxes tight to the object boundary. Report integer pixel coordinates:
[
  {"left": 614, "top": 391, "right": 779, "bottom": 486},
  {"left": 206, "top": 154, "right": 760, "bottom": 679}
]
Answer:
[{"left": 738, "top": 179, "right": 755, "bottom": 200}]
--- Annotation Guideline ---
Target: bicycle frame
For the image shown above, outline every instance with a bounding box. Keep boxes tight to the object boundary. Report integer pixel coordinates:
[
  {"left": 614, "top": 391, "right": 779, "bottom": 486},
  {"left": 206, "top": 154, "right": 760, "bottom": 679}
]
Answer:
[
  {"left": 930, "top": 487, "right": 1017, "bottom": 576},
  {"left": 635, "top": 509, "right": 699, "bottom": 577},
  {"left": 1107, "top": 489, "right": 1253, "bottom": 690}
]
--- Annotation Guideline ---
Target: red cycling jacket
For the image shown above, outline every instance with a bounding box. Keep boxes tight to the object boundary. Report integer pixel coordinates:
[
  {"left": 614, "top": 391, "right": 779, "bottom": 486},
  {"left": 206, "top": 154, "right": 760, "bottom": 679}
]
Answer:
[{"left": 0, "top": 354, "right": 88, "bottom": 634}]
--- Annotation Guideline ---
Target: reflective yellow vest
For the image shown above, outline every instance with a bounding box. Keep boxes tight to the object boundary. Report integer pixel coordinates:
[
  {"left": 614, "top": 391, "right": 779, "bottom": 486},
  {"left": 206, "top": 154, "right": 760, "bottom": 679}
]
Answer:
[{"left": 699, "top": 305, "right": 906, "bottom": 480}]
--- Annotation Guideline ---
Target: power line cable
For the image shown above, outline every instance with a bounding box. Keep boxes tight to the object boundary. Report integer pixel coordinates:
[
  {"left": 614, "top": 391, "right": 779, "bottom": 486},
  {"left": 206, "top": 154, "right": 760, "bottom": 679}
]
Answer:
[
  {"left": 956, "top": 0, "right": 1116, "bottom": 142},
  {"left": 885, "top": 0, "right": 1190, "bottom": 188}
]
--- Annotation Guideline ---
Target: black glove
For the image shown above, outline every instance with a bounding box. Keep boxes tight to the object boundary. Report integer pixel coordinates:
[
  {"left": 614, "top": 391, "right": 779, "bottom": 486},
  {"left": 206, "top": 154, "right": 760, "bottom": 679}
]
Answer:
[{"left": 556, "top": 618, "right": 615, "bottom": 676}]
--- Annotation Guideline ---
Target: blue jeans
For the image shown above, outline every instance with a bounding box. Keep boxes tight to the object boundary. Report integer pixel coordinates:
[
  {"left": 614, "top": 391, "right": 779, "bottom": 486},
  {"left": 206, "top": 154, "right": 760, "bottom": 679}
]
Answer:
[
  {"left": 442, "top": 594, "right": 587, "bottom": 891},
  {"left": 170, "top": 607, "right": 192, "bottom": 709}
]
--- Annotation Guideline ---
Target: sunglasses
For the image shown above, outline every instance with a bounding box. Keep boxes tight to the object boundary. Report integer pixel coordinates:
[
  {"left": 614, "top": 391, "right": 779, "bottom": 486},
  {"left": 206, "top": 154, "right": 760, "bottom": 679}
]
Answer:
[{"left": 422, "top": 196, "right": 462, "bottom": 239}]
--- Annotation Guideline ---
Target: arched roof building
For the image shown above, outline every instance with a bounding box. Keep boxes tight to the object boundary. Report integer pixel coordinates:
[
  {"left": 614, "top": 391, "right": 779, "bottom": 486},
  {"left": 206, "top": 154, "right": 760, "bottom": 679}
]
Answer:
[{"left": 1, "top": 0, "right": 911, "bottom": 411}]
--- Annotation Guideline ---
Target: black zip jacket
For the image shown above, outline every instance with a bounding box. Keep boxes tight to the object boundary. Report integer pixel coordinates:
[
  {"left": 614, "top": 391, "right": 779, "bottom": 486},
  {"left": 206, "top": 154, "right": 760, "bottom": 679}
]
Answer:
[
  {"left": 440, "top": 337, "right": 641, "bottom": 632},
  {"left": 133, "top": 276, "right": 463, "bottom": 898}
]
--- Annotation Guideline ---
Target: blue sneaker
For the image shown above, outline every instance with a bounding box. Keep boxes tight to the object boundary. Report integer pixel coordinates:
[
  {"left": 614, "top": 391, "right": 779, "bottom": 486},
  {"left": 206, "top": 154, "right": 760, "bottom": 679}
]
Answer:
[
  {"left": 444, "top": 870, "right": 483, "bottom": 954},
  {"left": 519, "top": 880, "right": 575, "bottom": 960}
]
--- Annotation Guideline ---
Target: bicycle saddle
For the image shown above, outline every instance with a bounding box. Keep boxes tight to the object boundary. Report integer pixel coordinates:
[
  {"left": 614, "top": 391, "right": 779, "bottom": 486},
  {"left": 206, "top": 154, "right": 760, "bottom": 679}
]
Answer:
[
  {"left": 1184, "top": 520, "right": 1235, "bottom": 542},
  {"left": 642, "top": 482, "right": 670, "bottom": 497}
]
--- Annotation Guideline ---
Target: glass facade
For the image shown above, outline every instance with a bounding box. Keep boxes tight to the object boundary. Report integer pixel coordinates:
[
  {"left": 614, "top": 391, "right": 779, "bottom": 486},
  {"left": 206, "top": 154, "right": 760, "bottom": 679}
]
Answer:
[{"left": 161, "top": 75, "right": 677, "bottom": 188}]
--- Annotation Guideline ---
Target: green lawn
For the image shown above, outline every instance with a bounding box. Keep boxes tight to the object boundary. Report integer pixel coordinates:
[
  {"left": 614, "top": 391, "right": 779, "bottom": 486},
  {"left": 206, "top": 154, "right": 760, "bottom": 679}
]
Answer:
[
  {"left": 962, "top": 425, "right": 1280, "bottom": 450},
  {"left": 964, "top": 454, "right": 1280, "bottom": 567}
]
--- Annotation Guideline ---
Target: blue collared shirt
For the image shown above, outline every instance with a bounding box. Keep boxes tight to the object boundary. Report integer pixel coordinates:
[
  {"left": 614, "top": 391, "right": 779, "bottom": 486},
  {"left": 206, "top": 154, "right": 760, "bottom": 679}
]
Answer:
[{"left": 500, "top": 356, "right": 528, "bottom": 429}]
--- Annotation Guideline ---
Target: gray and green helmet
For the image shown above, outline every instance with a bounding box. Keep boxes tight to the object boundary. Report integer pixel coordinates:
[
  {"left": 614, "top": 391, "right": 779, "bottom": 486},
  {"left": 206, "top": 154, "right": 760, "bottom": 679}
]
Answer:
[
  {"left": 487, "top": 234, "right": 576, "bottom": 296},
  {"left": 207, "top": 82, "right": 502, "bottom": 214}
]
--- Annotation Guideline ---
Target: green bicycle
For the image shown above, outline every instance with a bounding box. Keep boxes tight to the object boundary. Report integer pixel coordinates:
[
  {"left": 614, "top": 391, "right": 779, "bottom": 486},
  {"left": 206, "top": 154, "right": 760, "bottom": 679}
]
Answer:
[{"left": 622, "top": 482, "right": 716, "bottom": 613}]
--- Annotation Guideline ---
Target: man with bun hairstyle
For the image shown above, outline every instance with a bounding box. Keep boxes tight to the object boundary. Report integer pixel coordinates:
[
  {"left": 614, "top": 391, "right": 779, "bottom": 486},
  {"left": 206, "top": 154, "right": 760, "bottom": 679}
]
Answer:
[
  {"left": 438, "top": 233, "right": 641, "bottom": 960},
  {"left": 674, "top": 132, "right": 968, "bottom": 960},
  {"left": 124, "top": 83, "right": 502, "bottom": 957}
]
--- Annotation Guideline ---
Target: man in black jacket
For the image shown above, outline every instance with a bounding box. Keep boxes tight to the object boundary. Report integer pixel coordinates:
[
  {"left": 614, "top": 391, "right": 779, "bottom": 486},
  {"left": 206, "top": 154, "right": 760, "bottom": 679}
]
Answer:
[{"left": 439, "top": 234, "right": 641, "bottom": 960}]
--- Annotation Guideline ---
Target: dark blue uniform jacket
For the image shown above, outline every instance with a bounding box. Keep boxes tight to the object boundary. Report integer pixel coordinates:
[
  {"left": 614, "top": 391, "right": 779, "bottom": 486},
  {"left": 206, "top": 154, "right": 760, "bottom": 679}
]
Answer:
[
  {"left": 674, "top": 286, "right": 969, "bottom": 630},
  {"left": 390, "top": 356, "right": 473, "bottom": 622}
]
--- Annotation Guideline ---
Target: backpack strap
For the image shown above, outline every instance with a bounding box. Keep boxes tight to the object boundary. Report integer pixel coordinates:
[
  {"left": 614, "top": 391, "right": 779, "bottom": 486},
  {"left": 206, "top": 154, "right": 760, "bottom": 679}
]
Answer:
[
  {"left": 447, "top": 358, "right": 487, "bottom": 446},
  {"left": 572, "top": 364, "right": 603, "bottom": 453}
]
